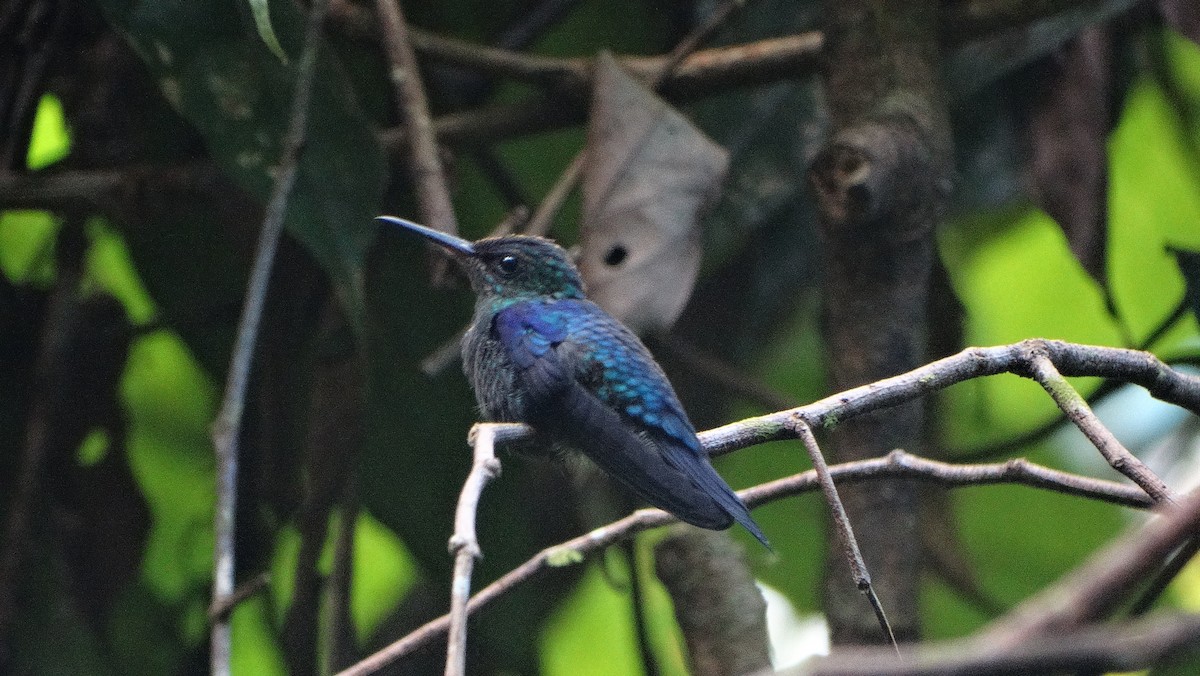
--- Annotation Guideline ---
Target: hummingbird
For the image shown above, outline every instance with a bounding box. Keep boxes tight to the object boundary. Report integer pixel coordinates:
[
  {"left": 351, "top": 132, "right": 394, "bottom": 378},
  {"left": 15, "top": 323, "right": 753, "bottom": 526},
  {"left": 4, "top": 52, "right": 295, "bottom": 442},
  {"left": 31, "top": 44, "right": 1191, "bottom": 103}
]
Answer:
[{"left": 380, "top": 216, "right": 768, "bottom": 547}]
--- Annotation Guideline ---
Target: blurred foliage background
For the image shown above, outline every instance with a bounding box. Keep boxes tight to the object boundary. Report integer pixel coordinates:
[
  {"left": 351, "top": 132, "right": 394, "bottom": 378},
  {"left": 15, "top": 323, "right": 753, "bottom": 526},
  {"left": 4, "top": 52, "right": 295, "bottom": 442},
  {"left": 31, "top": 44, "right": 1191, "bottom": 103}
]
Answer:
[{"left": 2, "top": 0, "right": 1200, "bottom": 673}]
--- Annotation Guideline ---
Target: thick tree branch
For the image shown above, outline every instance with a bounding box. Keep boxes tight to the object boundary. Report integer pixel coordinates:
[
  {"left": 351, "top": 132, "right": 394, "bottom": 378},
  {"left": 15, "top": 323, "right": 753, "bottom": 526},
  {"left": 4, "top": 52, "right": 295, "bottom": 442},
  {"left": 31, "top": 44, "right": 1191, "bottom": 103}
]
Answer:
[
  {"left": 809, "top": 0, "right": 953, "bottom": 642},
  {"left": 654, "top": 528, "right": 771, "bottom": 676}
]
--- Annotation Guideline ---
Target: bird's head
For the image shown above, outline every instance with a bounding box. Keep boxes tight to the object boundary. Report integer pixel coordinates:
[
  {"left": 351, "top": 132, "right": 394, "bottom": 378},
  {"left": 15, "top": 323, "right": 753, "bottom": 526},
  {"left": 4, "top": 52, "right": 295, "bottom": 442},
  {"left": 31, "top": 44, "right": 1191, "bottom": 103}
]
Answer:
[{"left": 379, "top": 216, "right": 586, "bottom": 304}]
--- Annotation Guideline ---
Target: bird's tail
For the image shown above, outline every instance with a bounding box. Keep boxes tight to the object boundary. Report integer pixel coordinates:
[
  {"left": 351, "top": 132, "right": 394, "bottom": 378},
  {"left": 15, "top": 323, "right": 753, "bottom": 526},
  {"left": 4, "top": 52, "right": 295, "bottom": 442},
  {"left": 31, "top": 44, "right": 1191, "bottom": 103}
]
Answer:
[
  {"left": 546, "top": 380, "right": 771, "bottom": 549},
  {"left": 681, "top": 451, "right": 771, "bottom": 550}
]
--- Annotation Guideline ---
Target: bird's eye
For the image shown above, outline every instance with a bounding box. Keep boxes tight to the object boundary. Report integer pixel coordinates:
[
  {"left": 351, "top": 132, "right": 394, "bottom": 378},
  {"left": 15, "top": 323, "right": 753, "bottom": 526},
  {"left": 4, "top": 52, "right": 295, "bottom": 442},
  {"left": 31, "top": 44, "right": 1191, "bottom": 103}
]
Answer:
[{"left": 497, "top": 254, "right": 519, "bottom": 276}]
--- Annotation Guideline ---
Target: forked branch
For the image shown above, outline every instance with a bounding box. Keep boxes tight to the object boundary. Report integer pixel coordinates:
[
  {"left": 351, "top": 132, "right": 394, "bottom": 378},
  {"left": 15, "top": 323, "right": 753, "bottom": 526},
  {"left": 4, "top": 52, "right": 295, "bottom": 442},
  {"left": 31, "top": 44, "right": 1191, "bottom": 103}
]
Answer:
[{"left": 338, "top": 339, "right": 1195, "bottom": 675}]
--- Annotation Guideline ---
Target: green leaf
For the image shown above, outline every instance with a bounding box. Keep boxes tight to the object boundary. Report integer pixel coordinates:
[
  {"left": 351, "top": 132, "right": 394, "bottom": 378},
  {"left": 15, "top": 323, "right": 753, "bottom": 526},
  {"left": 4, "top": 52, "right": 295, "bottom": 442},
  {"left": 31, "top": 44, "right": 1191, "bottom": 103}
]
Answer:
[
  {"left": 247, "top": 0, "right": 289, "bottom": 64},
  {"left": 93, "top": 0, "right": 385, "bottom": 323}
]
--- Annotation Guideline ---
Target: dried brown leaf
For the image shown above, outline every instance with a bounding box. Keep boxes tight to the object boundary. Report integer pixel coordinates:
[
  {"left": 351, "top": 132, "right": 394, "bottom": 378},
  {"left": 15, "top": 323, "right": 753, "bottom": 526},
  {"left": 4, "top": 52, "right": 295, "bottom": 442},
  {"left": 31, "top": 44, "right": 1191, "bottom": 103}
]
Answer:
[{"left": 578, "top": 51, "right": 729, "bottom": 334}]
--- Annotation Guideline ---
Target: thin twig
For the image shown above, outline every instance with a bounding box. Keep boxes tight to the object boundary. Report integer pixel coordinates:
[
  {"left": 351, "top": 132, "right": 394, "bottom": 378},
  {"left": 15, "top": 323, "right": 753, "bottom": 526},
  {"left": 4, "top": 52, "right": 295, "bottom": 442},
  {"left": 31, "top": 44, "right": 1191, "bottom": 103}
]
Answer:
[
  {"left": 788, "top": 418, "right": 899, "bottom": 654},
  {"left": 336, "top": 448, "right": 1153, "bottom": 675},
  {"left": 1027, "top": 351, "right": 1175, "bottom": 504},
  {"left": 208, "top": 0, "right": 330, "bottom": 672},
  {"left": 207, "top": 572, "right": 271, "bottom": 623},
  {"left": 444, "top": 423, "right": 522, "bottom": 676},
  {"left": 374, "top": 0, "right": 459, "bottom": 282}
]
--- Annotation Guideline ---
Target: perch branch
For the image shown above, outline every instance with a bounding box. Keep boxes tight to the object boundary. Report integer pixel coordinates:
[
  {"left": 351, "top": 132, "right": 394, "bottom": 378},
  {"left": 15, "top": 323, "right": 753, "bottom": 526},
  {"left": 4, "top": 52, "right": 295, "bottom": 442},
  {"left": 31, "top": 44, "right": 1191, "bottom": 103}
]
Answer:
[
  {"left": 444, "top": 423, "right": 521, "bottom": 676},
  {"left": 208, "top": 0, "right": 330, "bottom": 673},
  {"left": 336, "top": 448, "right": 1154, "bottom": 675},
  {"left": 340, "top": 339, "right": 1195, "bottom": 673},
  {"left": 698, "top": 340, "right": 1200, "bottom": 456}
]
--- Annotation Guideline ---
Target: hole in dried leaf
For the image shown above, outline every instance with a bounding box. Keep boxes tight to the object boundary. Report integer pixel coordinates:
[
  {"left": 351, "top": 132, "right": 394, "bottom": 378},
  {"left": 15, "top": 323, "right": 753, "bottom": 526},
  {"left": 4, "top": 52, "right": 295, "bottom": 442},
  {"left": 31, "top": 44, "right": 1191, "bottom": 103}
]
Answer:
[{"left": 604, "top": 244, "right": 628, "bottom": 267}]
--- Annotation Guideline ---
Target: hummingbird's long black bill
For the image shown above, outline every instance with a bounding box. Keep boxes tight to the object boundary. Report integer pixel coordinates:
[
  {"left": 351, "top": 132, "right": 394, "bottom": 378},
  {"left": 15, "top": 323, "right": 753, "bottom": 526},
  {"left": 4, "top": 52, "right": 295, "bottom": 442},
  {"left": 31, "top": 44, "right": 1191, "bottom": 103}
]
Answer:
[{"left": 376, "top": 216, "right": 475, "bottom": 255}]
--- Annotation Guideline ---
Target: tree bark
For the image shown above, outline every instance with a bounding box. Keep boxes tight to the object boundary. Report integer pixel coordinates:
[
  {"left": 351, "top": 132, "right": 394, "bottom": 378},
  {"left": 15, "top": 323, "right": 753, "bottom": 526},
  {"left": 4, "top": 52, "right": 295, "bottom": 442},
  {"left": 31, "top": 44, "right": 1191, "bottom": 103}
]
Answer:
[{"left": 808, "top": 0, "right": 953, "bottom": 644}]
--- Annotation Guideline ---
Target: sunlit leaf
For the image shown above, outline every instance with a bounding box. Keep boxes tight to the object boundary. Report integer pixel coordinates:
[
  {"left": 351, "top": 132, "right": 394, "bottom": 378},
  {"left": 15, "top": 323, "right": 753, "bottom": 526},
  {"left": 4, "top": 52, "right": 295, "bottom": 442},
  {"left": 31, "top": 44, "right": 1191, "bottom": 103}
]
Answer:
[{"left": 26, "top": 94, "right": 70, "bottom": 170}]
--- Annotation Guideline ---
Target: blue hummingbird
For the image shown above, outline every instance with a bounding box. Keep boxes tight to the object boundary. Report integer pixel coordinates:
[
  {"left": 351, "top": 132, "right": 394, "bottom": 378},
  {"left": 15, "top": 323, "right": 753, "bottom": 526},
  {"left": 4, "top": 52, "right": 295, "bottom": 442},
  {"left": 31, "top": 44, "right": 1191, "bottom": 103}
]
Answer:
[{"left": 381, "top": 216, "right": 768, "bottom": 547}]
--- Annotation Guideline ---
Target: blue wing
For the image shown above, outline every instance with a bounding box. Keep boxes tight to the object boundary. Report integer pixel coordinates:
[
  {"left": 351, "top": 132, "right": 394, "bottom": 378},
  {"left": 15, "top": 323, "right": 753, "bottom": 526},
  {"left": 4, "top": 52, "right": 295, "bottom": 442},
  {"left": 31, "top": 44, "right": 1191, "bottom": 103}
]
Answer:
[{"left": 493, "top": 300, "right": 768, "bottom": 546}]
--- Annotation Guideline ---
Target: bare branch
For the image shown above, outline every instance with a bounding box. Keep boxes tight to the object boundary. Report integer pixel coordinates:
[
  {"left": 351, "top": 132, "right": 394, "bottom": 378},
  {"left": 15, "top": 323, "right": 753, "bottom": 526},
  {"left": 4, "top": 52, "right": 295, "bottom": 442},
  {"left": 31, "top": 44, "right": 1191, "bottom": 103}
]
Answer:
[
  {"left": 208, "top": 0, "right": 330, "bottom": 672},
  {"left": 336, "top": 448, "right": 1153, "bottom": 675},
  {"left": 328, "top": 0, "right": 825, "bottom": 100},
  {"left": 699, "top": 340, "right": 1200, "bottom": 457},
  {"left": 521, "top": 0, "right": 748, "bottom": 237},
  {"left": 443, "top": 423, "right": 520, "bottom": 676},
  {"left": 338, "top": 339, "right": 1195, "bottom": 673},
  {"left": 1028, "top": 351, "right": 1175, "bottom": 504},
  {"left": 0, "top": 164, "right": 219, "bottom": 211},
  {"left": 787, "top": 418, "right": 898, "bottom": 652}
]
